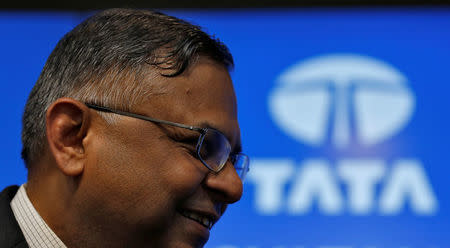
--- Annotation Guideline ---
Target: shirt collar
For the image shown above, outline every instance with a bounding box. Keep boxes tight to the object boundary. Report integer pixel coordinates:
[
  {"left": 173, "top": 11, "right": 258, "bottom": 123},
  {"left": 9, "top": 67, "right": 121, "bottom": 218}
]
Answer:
[{"left": 10, "top": 184, "right": 67, "bottom": 248}]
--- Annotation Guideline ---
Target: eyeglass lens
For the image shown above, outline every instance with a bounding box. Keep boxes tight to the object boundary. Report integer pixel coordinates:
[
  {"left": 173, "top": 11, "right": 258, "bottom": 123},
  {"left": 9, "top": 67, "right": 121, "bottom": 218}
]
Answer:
[
  {"left": 232, "top": 154, "right": 250, "bottom": 180},
  {"left": 198, "top": 129, "right": 231, "bottom": 172},
  {"left": 197, "top": 129, "right": 249, "bottom": 180}
]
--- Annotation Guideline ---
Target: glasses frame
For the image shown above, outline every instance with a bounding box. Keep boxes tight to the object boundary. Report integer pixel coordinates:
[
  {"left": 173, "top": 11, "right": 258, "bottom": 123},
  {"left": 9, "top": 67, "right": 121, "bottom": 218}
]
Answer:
[{"left": 84, "top": 103, "right": 249, "bottom": 176}]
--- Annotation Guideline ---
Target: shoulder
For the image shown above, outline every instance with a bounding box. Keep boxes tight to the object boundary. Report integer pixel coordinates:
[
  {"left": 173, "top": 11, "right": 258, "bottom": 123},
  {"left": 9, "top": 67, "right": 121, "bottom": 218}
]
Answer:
[
  {"left": 0, "top": 185, "right": 29, "bottom": 248},
  {"left": 0, "top": 185, "right": 20, "bottom": 203}
]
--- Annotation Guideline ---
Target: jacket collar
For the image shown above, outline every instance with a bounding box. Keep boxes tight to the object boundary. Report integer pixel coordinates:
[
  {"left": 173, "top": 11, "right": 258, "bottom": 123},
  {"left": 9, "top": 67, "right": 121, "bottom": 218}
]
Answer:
[{"left": 0, "top": 185, "right": 29, "bottom": 248}]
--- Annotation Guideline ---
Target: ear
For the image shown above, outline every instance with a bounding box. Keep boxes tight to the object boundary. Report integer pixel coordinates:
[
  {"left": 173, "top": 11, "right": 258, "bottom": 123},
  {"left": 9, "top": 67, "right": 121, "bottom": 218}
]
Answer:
[{"left": 46, "top": 98, "right": 91, "bottom": 176}]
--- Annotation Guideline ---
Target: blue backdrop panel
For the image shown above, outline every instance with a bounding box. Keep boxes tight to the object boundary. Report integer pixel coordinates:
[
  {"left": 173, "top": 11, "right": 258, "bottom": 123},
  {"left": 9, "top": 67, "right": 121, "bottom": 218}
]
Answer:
[{"left": 0, "top": 9, "right": 449, "bottom": 248}]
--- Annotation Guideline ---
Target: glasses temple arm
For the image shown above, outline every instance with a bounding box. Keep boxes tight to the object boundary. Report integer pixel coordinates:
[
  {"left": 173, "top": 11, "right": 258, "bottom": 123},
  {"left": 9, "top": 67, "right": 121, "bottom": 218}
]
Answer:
[{"left": 85, "top": 103, "right": 203, "bottom": 132}]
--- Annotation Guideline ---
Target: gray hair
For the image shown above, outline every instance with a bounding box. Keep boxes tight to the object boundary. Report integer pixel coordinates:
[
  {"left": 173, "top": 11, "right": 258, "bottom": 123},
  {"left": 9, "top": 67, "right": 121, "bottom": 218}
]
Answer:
[{"left": 21, "top": 8, "right": 234, "bottom": 168}]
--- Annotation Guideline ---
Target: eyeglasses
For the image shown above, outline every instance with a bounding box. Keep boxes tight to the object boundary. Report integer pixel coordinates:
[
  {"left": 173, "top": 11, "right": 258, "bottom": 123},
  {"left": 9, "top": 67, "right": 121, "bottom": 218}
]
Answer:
[{"left": 85, "top": 103, "right": 250, "bottom": 181}]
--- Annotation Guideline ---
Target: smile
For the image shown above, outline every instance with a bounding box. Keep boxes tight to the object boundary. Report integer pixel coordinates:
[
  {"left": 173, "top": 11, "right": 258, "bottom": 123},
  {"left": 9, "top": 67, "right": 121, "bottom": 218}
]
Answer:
[{"left": 179, "top": 210, "right": 214, "bottom": 229}]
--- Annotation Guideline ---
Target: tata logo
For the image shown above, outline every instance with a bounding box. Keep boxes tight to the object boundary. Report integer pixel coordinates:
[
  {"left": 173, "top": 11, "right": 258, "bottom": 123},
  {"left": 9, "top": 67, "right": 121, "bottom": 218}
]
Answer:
[
  {"left": 269, "top": 54, "right": 414, "bottom": 148},
  {"left": 248, "top": 54, "right": 438, "bottom": 216}
]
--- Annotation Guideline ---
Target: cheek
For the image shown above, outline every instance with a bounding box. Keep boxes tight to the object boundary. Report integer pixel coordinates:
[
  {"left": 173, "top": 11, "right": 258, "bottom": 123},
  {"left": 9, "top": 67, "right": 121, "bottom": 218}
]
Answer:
[
  {"left": 82, "top": 125, "right": 206, "bottom": 226},
  {"left": 158, "top": 151, "right": 208, "bottom": 202},
  {"left": 81, "top": 131, "right": 171, "bottom": 225}
]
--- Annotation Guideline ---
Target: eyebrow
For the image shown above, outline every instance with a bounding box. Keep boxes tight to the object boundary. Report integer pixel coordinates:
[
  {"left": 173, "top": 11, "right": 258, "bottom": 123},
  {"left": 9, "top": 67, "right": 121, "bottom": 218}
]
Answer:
[{"left": 196, "top": 121, "right": 243, "bottom": 154}]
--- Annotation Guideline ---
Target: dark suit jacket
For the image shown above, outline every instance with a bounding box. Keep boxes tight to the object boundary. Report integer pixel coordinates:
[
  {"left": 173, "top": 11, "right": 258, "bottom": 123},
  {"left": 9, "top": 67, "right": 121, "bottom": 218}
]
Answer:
[{"left": 0, "top": 185, "right": 29, "bottom": 248}]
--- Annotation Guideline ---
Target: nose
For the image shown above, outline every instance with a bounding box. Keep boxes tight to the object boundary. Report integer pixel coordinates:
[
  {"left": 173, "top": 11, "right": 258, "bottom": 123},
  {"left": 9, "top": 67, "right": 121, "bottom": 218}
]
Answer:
[{"left": 203, "top": 162, "right": 243, "bottom": 203}]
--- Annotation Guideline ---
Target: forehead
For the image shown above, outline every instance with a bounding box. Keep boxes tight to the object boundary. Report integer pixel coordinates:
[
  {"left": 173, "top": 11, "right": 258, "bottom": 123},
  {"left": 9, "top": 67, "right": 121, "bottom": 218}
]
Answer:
[{"left": 138, "top": 58, "right": 240, "bottom": 147}]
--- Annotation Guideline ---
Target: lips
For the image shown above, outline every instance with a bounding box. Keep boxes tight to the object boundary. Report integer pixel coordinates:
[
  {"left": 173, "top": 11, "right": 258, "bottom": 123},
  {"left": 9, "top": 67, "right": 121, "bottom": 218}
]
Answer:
[{"left": 179, "top": 209, "right": 217, "bottom": 229}]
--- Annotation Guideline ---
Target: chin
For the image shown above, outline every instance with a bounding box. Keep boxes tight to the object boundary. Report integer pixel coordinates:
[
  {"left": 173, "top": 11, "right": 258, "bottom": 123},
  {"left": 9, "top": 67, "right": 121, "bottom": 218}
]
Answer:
[
  {"left": 164, "top": 239, "right": 207, "bottom": 248},
  {"left": 152, "top": 227, "right": 209, "bottom": 248}
]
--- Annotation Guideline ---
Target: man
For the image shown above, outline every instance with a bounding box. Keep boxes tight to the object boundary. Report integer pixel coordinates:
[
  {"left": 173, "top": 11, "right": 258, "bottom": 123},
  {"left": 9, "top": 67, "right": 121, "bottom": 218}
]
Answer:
[{"left": 0, "top": 8, "right": 249, "bottom": 248}]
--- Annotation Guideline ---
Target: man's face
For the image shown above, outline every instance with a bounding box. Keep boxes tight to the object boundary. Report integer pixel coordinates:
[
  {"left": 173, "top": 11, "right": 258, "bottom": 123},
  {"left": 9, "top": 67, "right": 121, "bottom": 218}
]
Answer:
[{"left": 81, "top": 58, "right": 243, "bottom": 247}]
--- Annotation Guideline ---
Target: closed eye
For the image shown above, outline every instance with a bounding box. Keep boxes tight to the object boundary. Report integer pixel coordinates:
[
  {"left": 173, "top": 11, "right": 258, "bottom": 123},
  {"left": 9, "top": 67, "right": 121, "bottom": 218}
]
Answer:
[{"left": 170, "top": 134, "right": 199, "bottom": 154}]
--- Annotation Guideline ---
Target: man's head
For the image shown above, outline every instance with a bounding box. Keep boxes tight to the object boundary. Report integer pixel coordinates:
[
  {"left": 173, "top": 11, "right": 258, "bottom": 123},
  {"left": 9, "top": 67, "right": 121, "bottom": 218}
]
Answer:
[
  {"left": 21, "top": 8, "right": 246, "bottom": 248},
  {"left": 22, "top": 8, "right": 233, "bottom": 168}
]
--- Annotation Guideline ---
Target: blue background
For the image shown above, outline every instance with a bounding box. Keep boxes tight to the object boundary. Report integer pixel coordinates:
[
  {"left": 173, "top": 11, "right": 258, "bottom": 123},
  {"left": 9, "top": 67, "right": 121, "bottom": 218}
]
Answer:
[{"left": 1, "top": 9, "right": 449, "bottom": 248}]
